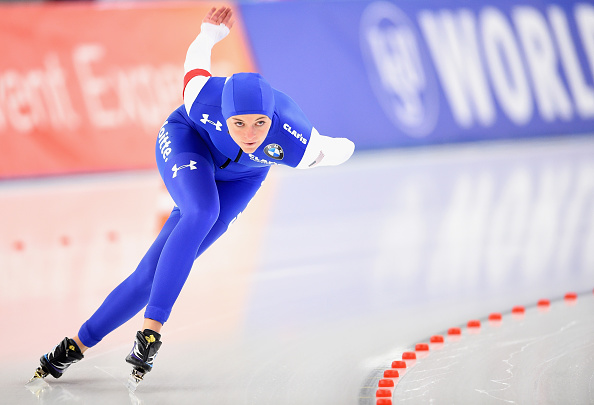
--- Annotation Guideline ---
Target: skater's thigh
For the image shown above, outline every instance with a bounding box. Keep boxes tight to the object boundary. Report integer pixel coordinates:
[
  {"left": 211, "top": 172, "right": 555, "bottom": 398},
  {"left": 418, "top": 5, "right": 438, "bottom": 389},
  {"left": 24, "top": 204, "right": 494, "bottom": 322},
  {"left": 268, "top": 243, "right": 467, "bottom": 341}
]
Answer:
[
  {"left": 155, "top": 119, "right": 219, "bottom": 216},
  {"left": 155, "top": 117, "right": 214, "bottom": 178},
  {"left": 193, "top": 174, "right": 268, "bottom": 258}
]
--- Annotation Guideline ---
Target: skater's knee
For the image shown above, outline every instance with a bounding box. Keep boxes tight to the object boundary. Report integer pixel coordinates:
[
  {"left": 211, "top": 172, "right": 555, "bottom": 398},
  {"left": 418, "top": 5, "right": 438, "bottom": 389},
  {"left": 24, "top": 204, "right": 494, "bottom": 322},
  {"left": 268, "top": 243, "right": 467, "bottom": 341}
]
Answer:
[{"left": 180, "top": 199, "right": 220, "bottom": 229}]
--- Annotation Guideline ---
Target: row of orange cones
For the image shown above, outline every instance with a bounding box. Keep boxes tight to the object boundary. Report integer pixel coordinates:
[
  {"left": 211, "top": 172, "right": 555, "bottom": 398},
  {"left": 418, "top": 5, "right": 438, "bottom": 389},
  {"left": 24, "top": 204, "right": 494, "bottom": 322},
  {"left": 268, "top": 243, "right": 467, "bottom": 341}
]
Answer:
[{"left": 374, "top": 291, "right": 584, "bottom": 405}]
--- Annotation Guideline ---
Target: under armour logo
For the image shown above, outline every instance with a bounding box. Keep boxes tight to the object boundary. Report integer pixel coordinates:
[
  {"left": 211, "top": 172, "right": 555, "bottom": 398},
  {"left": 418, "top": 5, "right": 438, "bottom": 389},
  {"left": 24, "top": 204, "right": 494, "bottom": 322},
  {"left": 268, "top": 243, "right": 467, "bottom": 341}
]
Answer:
[
  {"left": 172, "top": 160, "right": 197, "bottom": 178},
  {"left": 200, "top": 114, "right": 222, "bottom": 131}
]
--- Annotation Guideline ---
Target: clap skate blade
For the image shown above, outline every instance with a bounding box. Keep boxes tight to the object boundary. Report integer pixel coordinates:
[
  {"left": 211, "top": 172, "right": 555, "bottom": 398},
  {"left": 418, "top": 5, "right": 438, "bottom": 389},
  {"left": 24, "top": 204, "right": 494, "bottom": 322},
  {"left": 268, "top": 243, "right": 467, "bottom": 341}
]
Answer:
[
  {"left": 28, "top": 366, "right": 49, "bottom": 382},
  {"left": 126, "top": 368, "right": 146, "bottom": 392},
  {"left": 25, "top": 367, "right": 50, "bottom": 395}
]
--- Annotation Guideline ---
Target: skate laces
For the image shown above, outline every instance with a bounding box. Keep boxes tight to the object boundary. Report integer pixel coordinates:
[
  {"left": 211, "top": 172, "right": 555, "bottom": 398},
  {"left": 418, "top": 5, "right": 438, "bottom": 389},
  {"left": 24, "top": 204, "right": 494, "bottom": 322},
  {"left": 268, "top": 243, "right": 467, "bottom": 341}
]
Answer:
[{"left": 145, "top": 335, "right": 157, "bottom": 344}]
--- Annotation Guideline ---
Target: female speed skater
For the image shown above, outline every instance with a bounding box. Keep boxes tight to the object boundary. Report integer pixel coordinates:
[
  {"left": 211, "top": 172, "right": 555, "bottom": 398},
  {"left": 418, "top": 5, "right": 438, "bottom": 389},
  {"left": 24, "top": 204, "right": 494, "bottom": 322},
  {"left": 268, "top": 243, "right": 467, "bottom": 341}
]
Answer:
[{"left": 29, "top": 6, "right": 354, "bottom": 388}]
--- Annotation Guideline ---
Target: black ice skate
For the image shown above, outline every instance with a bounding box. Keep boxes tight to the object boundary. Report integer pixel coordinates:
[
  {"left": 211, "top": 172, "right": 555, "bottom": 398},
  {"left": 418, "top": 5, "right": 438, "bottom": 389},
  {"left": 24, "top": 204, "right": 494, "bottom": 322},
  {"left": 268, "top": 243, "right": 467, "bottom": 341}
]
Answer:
[
  {"left": 29, "top": 337, "right": 84, "bottom": 382},
  {"left": 125, "top": 329, "right": 162, "bottom": 390}
]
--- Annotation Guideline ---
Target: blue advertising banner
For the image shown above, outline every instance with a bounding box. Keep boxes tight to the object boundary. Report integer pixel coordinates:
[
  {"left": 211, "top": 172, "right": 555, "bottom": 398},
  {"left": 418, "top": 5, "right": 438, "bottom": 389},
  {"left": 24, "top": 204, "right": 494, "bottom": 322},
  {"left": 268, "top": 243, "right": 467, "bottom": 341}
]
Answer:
[{"left": 240, "top": 0, "right": 594, "bottom": 149}]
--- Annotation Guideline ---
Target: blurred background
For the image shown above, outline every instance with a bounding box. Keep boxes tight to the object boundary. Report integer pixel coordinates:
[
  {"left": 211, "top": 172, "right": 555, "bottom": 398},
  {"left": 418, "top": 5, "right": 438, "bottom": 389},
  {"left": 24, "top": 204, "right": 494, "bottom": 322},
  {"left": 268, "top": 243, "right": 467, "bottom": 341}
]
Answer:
[{"left": 1, "top": 0, "right": 593, "bottom": 404}]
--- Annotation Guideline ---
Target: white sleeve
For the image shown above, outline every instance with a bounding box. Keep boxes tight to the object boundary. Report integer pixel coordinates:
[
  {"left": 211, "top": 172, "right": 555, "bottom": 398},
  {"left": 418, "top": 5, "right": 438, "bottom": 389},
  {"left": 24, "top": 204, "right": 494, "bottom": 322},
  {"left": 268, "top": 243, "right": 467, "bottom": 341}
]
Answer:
[
  {"left": 295, "top": 128, "right": 355, "bottom": 169},
  {"left": 183, "top": 22, "right": 230, "bottom": 115}
]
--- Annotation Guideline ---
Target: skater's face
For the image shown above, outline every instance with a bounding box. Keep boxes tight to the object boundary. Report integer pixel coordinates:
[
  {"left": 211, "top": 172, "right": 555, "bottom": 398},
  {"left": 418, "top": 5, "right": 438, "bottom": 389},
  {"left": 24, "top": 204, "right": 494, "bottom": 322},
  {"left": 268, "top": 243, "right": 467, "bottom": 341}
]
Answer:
[{"left": 227, "top": 114, "right": 271, "bottom": 154}]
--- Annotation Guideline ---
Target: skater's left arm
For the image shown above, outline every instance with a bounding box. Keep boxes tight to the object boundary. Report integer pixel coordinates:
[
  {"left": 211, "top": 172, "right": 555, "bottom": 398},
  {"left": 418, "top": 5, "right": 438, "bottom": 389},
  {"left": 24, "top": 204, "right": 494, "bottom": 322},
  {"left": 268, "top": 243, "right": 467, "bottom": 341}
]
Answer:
[
  {"left": 183, "top": 6, "right": 234, "bottom": 114},
  {"left": 295, "top": 128, "right": 355, "bottom": 169}
]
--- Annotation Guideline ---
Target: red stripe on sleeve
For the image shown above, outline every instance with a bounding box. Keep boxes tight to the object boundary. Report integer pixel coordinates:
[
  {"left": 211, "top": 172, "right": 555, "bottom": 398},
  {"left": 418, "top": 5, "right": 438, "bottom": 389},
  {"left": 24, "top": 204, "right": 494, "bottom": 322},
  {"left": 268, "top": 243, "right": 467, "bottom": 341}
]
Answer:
[{"left": 183, "top": 69, "right": 212, "bottom": 98}]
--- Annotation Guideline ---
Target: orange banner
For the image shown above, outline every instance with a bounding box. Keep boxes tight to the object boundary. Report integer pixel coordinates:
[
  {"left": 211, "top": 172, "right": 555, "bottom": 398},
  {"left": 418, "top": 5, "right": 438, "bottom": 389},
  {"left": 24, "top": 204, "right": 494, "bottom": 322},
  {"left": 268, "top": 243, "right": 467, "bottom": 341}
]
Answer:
[{"left": 0, "top": 2, "right": 255, "bottom": 178}]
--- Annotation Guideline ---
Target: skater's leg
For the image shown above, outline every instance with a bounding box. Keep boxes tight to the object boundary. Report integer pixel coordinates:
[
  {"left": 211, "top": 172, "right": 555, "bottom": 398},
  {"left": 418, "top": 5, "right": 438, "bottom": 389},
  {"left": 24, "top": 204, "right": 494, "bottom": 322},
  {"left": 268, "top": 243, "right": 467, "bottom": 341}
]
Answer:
[
  {"left": 142, "top": 318, "right": 164, "bottom": 334},
  {"left": 124, "top": 151, "right": 219, "bottom": 378},
  {"left": 123, "top": 171, "right": 268, "bottom": 381},
  {"left": 76, "top": 208, "right": 181, "bottom": 348},
  {"left": 76, "top": 114, "right": 213, "bottom": 348},
  {"left": 143, "top": 170, "right": 269, "bottom": 323},
  {"left": 135, "top": 173, "right": 269, "bottom": 333},
  {"left": 193, "top": 173, "right": 269, "bottom": 259},
  {"left": 143, "top": 151, "right": 220, "bottom": 324}
]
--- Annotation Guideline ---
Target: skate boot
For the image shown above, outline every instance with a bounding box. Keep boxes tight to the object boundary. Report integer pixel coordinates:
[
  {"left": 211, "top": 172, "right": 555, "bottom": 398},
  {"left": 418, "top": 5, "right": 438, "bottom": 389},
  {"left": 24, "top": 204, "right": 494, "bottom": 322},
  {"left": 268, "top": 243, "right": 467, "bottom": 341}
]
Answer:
[
  {"left": 31, "top": 337, "right": 84, "bottom": 381},
  {"left": 125, "top": 329, "right": 162, "bottom": 389}
]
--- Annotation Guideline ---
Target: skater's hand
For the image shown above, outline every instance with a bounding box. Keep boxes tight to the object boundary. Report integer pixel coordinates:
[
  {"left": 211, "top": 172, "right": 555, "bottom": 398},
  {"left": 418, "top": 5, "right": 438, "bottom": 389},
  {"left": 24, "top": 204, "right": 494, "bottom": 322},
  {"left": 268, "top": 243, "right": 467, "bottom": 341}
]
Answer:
[
  {"left": 203, "top": 6, "right": 235, "bottom": 30},
  {"left": 200, "top": 6, "right": 234, "bottom": 45}
]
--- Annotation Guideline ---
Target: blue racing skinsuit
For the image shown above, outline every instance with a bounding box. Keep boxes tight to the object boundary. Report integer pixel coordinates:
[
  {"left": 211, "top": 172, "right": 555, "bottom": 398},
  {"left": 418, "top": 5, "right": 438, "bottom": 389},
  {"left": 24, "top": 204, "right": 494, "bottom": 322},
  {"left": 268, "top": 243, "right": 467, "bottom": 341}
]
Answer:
[{"left": 77, "top": 22, "right": 354, "bottom": 348}]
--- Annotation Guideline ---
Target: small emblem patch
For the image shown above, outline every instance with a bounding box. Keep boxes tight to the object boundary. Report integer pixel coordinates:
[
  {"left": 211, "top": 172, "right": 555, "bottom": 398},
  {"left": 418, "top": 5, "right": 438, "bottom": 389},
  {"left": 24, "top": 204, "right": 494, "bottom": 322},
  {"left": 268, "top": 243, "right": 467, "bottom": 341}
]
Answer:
[{"left": 264, "top": 144, "right": 284, "bottom": 160}]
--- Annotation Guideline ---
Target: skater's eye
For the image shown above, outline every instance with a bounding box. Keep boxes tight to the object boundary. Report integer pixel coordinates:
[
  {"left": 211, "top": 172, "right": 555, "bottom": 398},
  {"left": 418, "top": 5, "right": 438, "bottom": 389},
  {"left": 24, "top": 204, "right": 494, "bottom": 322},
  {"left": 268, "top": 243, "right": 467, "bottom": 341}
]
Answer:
[{"left": 233, "top": 121, "right": 245, "bottom": 127}]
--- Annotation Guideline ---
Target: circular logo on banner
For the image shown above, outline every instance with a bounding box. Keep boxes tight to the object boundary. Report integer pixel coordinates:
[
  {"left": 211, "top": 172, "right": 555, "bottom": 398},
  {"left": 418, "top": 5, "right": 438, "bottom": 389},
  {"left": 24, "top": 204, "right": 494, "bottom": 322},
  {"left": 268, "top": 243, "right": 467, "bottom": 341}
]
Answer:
[
  {"left": 264, "top": 144, "right": 284, "bottom": 160},
  {"left": 359, "top": 1, "right": 439, "bottom": 138}
]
